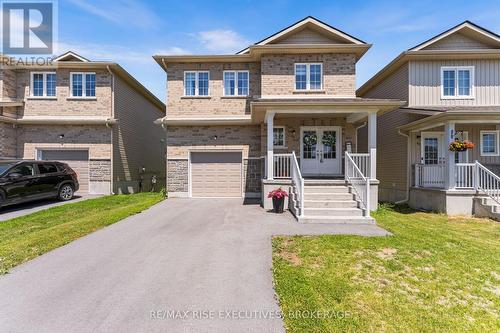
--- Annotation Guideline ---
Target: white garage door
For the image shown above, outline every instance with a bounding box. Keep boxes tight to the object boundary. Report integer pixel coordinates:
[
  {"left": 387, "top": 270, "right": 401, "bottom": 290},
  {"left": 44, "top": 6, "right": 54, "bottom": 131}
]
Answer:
[
  {"left": 191, "top": 152, "right": 242, "bottom": 198},
  {"left": 39, "top": 150, "right": 90, "bottom": 193}
]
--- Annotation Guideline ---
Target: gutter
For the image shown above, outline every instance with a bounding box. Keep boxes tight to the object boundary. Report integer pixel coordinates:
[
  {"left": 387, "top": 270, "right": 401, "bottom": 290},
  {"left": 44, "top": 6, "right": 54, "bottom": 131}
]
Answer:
[
  {"left": 396, "top": 129, "right": 411, "bottom": 204},
  {"left": 107, "top": 65, "right": 115, "bottom": 195},
  {"left": 0, "top": 116, "right": 117, "bottom": 125}
]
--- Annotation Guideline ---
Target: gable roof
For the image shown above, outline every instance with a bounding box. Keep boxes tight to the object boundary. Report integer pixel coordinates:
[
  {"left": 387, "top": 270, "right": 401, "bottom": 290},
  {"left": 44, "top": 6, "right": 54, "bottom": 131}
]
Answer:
[
  {"left": 53, "top": 51, "right": 90, "bottom": 62},
  {"left": 237, "top": 16, "right": 366, "bottom": 54},
  {"left": 410, "top": 21, "right": 500, "bottom": 51},
  {"left": 357, "top": 21, "right": 500, "bottom": 96}
]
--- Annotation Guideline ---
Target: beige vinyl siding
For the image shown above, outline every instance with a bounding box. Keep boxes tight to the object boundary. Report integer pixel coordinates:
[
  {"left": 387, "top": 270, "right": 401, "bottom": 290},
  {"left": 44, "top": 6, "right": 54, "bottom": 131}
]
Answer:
[
  {"left": 423, "top": 32, "right": 494, "bottom": 50},
  {"left": 273, "top": 28, "right": 348, "bottom": 44},
  {"left": 113, "top": 75, "right": 165, "bottom": 193},
  {"left": 409, "top": 59, "right": 500, "bottom": 106},
  {"left": 362, "top": 63, "right": 409, "bottom": 102}
]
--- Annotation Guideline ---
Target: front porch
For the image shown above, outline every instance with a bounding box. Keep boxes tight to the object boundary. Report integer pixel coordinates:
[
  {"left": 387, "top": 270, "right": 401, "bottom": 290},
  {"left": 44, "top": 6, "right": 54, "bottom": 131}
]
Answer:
[{"left": 402, "top": 115, "right": 500, "bottom": 216}]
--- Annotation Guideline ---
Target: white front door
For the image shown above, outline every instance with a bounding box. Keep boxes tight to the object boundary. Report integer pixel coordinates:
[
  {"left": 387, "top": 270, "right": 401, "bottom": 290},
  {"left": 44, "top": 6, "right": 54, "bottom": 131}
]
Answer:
[
  {"left": 420, "top": 132, "right": 445, "bottom": 165},
  {"left": 300, "top": 126, "right": 341, "bottom": 176}
]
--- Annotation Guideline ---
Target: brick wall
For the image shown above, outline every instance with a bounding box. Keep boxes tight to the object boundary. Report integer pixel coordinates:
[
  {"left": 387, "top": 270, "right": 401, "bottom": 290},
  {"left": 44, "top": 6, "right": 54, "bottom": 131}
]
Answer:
[
  {"left": 16, "top": 69, "right": 112, "bottom": 117},
  {"left": 17, "top": 125, "right": 112, "bottom": 159},
  {"left": 261, "top": 53, "right": 356, "bottom": 97},
  {"left": 166, "top": 62, "right": 260, "bottom": 117},
  {"left": 1, "top": 68, "right": 17, "bottom": 101},
  {"left": 166, "top": 125, "right": 261, "bottom": 159}
]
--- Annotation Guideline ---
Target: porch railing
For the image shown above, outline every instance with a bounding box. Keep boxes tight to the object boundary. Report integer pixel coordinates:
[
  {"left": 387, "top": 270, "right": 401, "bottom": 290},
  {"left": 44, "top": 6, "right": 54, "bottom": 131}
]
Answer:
[
  {"left": 345, "top": 152, "right": 370, "bottom": 215},
  {"left": 455, "top": 163, "right": 475, "bottom": 189},
  {"left": 476, "top": 161, "right": 500, "bottom": 205},
  {"left": 290, "top": 151, "right": 304, "bottom": 217},
  {"left": 349, "top": 153, "right": 370, "bottom": 178},
  {"left": 273, "top": 153, "right": 292, "bottom": 179},
  {"left": 414, "top": 163, "right": 446, "bottom": 188}
]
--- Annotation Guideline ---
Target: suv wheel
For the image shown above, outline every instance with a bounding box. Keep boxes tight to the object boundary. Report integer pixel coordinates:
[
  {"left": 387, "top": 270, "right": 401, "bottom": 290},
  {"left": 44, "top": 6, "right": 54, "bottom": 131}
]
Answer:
[{"left": 58, "top": 184, "right": 74, "bottom": 201}]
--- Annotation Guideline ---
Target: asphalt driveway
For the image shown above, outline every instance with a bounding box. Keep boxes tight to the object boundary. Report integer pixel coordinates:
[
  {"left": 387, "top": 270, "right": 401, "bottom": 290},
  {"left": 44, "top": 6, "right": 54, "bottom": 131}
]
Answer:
[{"left": 0, "top": 198, "right": 389, "bottom": 333}]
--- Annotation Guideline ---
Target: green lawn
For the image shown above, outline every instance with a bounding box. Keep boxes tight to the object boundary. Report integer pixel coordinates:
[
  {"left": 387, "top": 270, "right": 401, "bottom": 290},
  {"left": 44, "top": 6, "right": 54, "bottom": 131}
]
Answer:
[
  {"left": 273, "top": 205, "right": 500, "bottom": 332},
  {"left": 0, "top": 193, "right": 163, "bottom": 274}
]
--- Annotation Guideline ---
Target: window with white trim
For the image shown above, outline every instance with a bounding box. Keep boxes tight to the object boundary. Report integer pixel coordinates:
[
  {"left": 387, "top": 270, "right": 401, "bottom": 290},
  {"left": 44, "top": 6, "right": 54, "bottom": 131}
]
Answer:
[
  {"left": 30, "top": 72, "right": 56, "bottom": 97},
  {"left": 441, "top": 66, "right": 474, "bottom": 99},
  {"left": 295, "top": 63, "right": 322, "bottom": 90},
  {"left": 481, "top": 130, "right": 499, "bottom": 156},
  {"left": 273, "top": 126, "right": 285, "bottom": 147},
  {"left": 223, "top": 71, "right": 249, "bottom": 96},
  {"left": 71, "top": 72, "right": 96, "bottom": 97},
  {"left": 184, "top": 71, "right": 209, "bottom": 96}
]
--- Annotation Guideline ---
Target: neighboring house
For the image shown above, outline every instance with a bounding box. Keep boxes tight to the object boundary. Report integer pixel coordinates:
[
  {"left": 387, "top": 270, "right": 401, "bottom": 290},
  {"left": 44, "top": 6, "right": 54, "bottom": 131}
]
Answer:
[
  {"left": 358, "top": 21, "right": 500, "bottom": 216},
  {"left": 0, "top": 51, "right": 166, "bottom": 194},
  {"left": 155, "top": 17, "right": 401, "bottom": 223}
]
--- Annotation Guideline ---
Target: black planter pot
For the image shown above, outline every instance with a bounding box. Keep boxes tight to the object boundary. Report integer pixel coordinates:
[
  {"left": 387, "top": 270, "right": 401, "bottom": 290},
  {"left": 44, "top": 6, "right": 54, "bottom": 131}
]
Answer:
[{"left": 272, "top": 197, "right": 285, "bottom": 213}]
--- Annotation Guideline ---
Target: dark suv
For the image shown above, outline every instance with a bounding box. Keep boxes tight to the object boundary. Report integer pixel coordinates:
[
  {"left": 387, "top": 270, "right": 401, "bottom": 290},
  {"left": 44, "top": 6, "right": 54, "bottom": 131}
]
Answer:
[{"left": 0, "top": 160, "right": 79, "bottom": 208}]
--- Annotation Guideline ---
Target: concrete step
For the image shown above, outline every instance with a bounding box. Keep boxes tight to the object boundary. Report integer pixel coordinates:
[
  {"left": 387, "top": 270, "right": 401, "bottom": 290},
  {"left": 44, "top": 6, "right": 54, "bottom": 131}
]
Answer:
[
  {"left": 298, "top": 216, "right": 375, "bottom": 224},
  {"left": 304, "top": 186, "right": 350, "bottom": 194},
  {"left": 304, "top": 200, "right": 358, "bottom": 208},
  {"left": 304, "top": 207, "right": 364, "bottom": 217},
  {"left": 304, "top": 179, "right": 346, "bottom": 186},
  {"left": 304, "top": 192, "right": 355, "bottom": 201}
]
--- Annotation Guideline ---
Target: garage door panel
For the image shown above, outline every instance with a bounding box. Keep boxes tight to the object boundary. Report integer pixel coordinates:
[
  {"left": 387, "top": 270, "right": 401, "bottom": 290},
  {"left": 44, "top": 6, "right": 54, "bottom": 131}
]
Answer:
[
  {"left": 191, "top": 152, "right": 242, "bottom": 198},
  {"left": 39, "top": 150, "right": 89, "bottom": 194}
]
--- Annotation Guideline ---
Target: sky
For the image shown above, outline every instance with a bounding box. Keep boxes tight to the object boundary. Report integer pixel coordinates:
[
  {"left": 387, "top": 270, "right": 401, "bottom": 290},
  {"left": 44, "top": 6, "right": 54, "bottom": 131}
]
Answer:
[{"left": 53, "top": 0, "right": 500, "bottom": 101}]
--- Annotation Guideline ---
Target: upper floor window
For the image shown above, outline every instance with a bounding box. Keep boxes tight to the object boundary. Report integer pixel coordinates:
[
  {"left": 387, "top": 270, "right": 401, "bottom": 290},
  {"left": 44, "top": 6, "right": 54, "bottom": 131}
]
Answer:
[
  {"left": 441, "top": 66, "right": 474, "bottom": 99},
  {"left": 184, "top": 71, "right": 209, "bottom": 96},
  {"left": 71, "top": 72, "right": 96, "bottom": 97},
  {"left": 295, "top": 63, "right": 322, "bottom": 91},
  {"left": 31, "top": 72, "right": 56, "bottom": 97},
  {"left": 223, "top": 71, "right": 249, "bottom": 96}
]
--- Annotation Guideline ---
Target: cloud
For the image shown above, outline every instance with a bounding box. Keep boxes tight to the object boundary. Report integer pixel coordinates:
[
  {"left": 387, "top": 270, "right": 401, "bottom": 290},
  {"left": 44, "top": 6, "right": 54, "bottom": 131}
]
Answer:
[
  {"left": 67, "top": 0, "right": 160, "bottom": 29},
  {"left": 193, "top": 29, "right": 250, "bottom": 53},
  {"left": 154, "top": 47, "right": 190, "bottom": 56}
]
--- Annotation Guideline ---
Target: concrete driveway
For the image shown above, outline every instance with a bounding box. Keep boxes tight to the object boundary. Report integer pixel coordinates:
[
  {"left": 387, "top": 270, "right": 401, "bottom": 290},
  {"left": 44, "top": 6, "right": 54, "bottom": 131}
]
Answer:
[
  {"left": 0, "top": 198, "right": 389, "bottom": 333},
  {"left": 0, "top": 194, "right": 101, "bottom": 222}
]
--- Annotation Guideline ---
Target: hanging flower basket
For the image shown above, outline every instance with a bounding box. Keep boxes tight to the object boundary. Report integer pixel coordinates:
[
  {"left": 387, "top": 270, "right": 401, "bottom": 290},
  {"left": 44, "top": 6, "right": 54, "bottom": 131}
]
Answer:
[
  {"left": 322, "top": 132, "right": 336, "bottom": 147},
  {"left": 268, "top": 188, "right": 288, "bottom": 213},
  {"left": 449, "top": 140, "right": 475, "bottom": 152},
  {"left": 303, "top": 133, "right": 317, "bottom": 147}
]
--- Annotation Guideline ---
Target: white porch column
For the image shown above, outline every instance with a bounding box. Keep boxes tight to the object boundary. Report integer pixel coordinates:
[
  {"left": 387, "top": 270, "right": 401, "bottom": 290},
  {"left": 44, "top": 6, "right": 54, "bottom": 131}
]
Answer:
[
  {"left": 445, "top": 121, "right": 455, "bottom": 189},
  {"left": 266, "top": 112, "right": 275, "bottom": 180},
  {"left": 368, "top": 112, "right": 377, "bottom": 180}
]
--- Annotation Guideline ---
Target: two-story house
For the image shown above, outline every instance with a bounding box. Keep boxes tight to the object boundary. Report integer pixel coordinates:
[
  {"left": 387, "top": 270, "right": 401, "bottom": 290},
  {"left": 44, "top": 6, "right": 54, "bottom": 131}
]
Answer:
[
  {"left": 358, "top": 21, "right": 500, "bottom": 217},
  {"left": 0, "top": 51, "right": 166, "bottom": 195},
  {"left": 155, "top": 17, "right": 402, "bottom": 223}
]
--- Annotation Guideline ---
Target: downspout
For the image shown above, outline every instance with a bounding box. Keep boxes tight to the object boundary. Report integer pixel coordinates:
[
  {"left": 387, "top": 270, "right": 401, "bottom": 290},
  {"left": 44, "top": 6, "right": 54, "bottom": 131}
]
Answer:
[
  {"left": 355, "top": 122, "right": 367, "bottom": 153},
  {"left": 107, "top": 65, "right": 115, "bottom": 194},
  {"left": 396, "top": 129, "right": 410, "bottom": 204}
]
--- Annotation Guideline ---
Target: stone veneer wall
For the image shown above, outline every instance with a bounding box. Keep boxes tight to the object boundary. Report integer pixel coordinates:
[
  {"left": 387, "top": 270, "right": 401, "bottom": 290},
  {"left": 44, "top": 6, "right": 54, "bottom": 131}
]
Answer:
[
  {"left": 167, "top": 159, "right": 189, "bottom": 193},
  {"left": 89, "top": 160, "right": 111, "bottom": 182},
  {"left": 0, "top": 122, "right": 17, "bottom": 158},
  {"left": 243, "top": 158, "right": 262, "bottom": 194}
]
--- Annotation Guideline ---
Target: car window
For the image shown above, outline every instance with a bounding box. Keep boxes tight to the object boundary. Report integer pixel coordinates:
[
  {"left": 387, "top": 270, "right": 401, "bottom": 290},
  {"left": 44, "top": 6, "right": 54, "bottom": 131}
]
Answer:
[
  {"left": 38, "top": 163, "right": 58, "bottom": 174},
  {"left": 0, "top": 163, "right": 15, "bottom": 176},
  {"left": 8, "top": 164, "right": 35, "bottom": 176}
]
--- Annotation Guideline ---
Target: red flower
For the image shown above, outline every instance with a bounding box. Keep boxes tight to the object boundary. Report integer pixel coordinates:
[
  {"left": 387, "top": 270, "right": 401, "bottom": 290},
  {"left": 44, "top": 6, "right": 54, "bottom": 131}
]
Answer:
[{"left": 268, "top": 188, "right": 289, "bottom": 199}]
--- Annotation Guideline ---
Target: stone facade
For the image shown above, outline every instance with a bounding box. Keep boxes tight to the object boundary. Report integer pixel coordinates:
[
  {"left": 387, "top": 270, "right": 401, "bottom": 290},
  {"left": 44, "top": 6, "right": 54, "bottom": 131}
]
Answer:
[
  {"left": 1, "top": 68, "right": 17, "bottom": 101},
  {"left": 166, "top": 62, "right": 261, "bottom": 117},
  {"left": 89, "top": 159, "right": 111, "bottom": 181},
  {"left": 261, "top": 53, "right": 356, "bottom": 97},
  {"left": 244, "top": 158, "right": 263, "bottom": 194},
  {"left": 167, "top": 159, "right": 188, "bottom": 193},
  {"left": 0, "top": 122, "right": 17, "bottom": 158}
]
